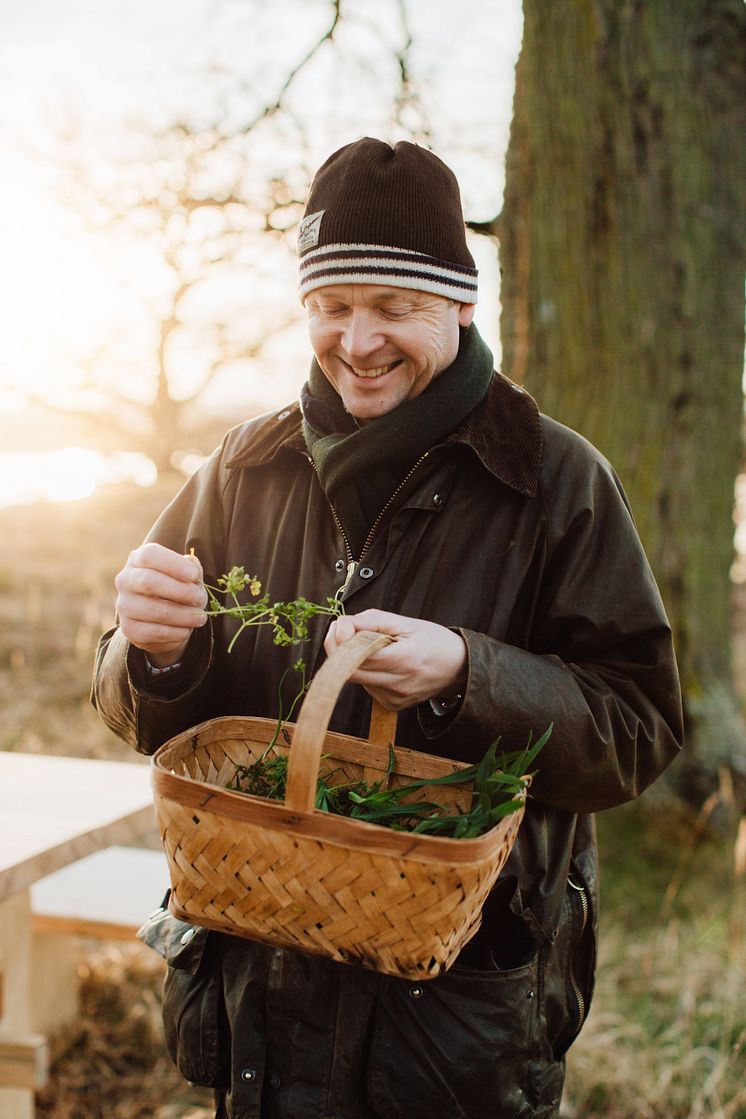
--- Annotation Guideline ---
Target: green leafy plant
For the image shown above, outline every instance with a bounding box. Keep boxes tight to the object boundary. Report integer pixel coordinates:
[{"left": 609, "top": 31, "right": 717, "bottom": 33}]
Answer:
[
  {"left": 205, "top": 566, "right": 344, "bottom": 651},
  {"left": 226, "top": 727, "right": 551, "bottom": 839}
]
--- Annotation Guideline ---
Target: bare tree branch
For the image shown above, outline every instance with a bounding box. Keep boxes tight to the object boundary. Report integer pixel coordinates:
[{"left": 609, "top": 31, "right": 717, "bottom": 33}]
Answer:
[
  {"left": 27, "top": 0, "right": 455, "bottom": 471},
  {"left": 237, "top": 0, "right": 343, "bottom": 135},
  {"left": 466, "top": 215, "right": 503, "bottom": 240},
  {"left": 388, "top": 0, "right": 432, "bottom": 139},
  {"left": 181, "top": 313, "right": 302, "bottom": 404}
]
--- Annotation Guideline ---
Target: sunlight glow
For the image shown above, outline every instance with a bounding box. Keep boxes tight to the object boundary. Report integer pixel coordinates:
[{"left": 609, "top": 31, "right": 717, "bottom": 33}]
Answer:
[
  {"left": 0, "top": 0, "right": 520, "bottom": 517},
  {"left": 0, "top": 448, "right": 157, "bottom": 508}
]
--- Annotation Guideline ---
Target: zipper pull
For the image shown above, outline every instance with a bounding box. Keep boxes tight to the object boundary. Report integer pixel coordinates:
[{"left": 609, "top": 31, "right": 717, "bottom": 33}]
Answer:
[{"left": 335, "top": 560, "right": 357, "bottom": 601}]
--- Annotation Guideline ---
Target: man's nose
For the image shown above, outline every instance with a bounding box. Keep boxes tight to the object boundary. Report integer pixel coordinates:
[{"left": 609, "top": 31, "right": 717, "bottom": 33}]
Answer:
[{"left": 340, "top": 311, "right": 383, "bottom": 358}]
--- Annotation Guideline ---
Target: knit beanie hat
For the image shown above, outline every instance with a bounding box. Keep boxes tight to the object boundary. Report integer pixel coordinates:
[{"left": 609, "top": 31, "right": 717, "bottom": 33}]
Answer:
[{"left": 297, "top": 138, "right": 478, "bottom": 304}]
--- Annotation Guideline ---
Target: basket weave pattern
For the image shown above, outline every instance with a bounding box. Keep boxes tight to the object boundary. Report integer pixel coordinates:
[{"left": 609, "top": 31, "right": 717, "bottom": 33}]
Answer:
[{"left": 152, "top": 632, "right": 525, "bottom": 979}]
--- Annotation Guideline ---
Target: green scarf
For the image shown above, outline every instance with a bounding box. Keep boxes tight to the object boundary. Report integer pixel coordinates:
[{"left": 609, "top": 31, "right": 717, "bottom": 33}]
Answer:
[{"left": 301, "top": 323, "right": 494, "bottom": 557}]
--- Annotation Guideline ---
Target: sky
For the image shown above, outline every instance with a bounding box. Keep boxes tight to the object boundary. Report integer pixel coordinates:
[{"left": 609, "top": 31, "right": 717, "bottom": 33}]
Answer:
[{"left": 0, "top": 0, "right": 523, "bottom": 431}]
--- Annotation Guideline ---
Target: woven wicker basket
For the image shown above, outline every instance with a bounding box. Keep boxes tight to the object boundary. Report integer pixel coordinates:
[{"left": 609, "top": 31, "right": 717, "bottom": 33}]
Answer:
[{"left": 151, "top": 631, "right": 526, "bottom": 980}]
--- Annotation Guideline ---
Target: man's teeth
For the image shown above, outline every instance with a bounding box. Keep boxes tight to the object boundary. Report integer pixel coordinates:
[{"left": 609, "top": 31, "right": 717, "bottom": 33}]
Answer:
[{"left": 351, "top": 362, "right": 397, "bottom": 379}]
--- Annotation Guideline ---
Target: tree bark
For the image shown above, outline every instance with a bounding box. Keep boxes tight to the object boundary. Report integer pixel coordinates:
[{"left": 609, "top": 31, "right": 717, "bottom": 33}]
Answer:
[{"left": 500, "top": 0, "right": 746, "bottom": 781}]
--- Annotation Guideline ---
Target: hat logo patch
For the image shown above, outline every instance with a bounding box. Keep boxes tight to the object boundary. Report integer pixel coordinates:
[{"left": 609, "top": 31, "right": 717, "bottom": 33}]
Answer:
[{"left": 298, "top": 210, "right": 325, "bottom": 252}]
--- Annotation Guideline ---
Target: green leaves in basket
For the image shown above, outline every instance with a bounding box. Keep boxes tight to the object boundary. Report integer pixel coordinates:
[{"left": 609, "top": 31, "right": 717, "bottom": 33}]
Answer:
[
  {"left": 227, "top": 727, "right": 552, "bottom": 840},
  {"left": 228, "top": 753, "right": 289, "bottom": 799}
]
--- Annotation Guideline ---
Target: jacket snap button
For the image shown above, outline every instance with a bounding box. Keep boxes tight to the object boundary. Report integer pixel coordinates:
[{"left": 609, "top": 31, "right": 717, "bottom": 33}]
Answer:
[
  {"left": 240, "top": 1067, "right": 257, "bottom": 1082},
  {"left": 277, "top": 409, "right": 291, "bottom": 420},
  {"left": 179, "top": 927, "right": 195, "bottom": 945},
  {"left": 408, "top": 985, "right": 424, "bottom": 999},
  {"left": 359, "top": 566, "right": 374, "bottom": 579},
  {"left": 335, "top": 559, "right": 346, "bottom": 572},
  {"left": 268, "top": 1071, "right": 282, "bottom": 1091},
  {"left": 432, "top": 493, "right": 443, "bottom": 506}
]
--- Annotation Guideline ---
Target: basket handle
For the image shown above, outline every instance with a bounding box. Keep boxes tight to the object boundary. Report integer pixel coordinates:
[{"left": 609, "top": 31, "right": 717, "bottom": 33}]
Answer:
[{"left": 285, "top": 630, "right": 395, "bottom": 813}]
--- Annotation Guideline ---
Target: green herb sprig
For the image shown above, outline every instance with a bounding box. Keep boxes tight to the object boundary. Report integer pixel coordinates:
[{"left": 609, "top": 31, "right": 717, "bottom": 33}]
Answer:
[{"left": 205, "top": 566, "right": 344, "bottom": 652}]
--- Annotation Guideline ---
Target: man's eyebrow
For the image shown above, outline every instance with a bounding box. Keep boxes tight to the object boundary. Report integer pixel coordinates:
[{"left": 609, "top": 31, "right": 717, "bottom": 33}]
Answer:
[
  {"left": 374, "top": 294, "right": 419, "bottom": 307},
  {"left": 311, "top": 294, "right": 347, "bottom": 305}
]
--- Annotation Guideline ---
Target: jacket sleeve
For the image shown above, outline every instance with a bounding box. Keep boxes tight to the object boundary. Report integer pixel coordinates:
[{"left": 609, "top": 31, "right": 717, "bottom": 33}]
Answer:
[
  {"left": 91, "top": 623, "right": 214, "bottom": 754},
  {"left": 423, "top": 442, "right": 683, "bottom": 815},
  {"left": 91, "top": 442, "right": 230, "bottom": 755}
]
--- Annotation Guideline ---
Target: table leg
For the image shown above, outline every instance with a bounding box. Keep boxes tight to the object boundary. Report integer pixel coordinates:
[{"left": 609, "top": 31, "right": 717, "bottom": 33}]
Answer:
[{"left": 0, "top": 890, "right": 49, "bottom": 1118}]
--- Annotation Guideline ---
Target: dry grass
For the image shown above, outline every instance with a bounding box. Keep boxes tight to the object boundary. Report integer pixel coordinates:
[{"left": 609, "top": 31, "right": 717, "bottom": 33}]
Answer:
[
  {"left": 563, "top": 798, "right": 746, "bottom": 1119},
  {"left": 0, "top": 478, "right": 181, "bottom": 761},
  {"left": 563, "top": 911, "right": 746, "bottom": 1118},
  {"left": 34, "top": 942, "right": 213, "bottom": 1119}
]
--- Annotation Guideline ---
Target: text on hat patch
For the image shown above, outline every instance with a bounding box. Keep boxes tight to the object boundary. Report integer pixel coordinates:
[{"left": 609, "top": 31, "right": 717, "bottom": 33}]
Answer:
[{"left": 298, "top": 210, "right": 325, "bottom": 252}]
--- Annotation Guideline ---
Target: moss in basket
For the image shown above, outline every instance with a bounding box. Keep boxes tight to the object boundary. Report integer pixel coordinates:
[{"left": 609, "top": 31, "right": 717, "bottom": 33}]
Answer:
[{"left": 206, "top": 565, "right": 551, "bottom": 839}]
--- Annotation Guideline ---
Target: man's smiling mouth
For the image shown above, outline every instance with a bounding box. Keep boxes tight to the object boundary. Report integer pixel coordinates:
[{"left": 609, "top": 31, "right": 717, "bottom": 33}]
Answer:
[{"left": 348, "top": 360, "right": 402, "bottom": 379}]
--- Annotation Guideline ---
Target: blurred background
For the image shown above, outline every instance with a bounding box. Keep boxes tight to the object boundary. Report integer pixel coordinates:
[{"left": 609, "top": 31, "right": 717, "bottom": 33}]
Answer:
[
  {"left": 0, "top": 1, "right": 744, "bottom": 1116},
  {"left": 0, "top": 0, "right": 511, "bottom": 497}
]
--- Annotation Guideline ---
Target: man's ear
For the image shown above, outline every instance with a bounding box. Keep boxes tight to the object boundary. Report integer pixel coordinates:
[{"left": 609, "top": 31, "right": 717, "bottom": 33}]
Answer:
[{"left": 458, "top": 302, "right": 477, "bottom": 327}]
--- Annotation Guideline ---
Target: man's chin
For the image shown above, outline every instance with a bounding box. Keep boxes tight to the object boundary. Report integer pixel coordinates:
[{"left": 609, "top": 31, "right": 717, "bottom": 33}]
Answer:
[
  {"left": 337, "top": 380, "right": 395, "bottom": 422},
  {"left": 343, "top": 396, "right": 394, "bottom": 424}
]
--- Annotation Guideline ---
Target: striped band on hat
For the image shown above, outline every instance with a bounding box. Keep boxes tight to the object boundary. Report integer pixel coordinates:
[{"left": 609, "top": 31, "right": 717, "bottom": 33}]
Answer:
[{"left": 298, "top": 242, "right": 479, "bottom": 303}]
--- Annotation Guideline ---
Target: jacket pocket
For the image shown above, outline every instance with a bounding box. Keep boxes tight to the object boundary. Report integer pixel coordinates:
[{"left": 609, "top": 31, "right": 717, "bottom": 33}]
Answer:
[
  {"left": 544, "top": 870, "right": 597, "bottom": 1061},
  {"left": 366, "top": 957, "right": 545, "bottom": 1119},
  {"left": 137, "top": 907, "right": 227, "bottom": 1089}
]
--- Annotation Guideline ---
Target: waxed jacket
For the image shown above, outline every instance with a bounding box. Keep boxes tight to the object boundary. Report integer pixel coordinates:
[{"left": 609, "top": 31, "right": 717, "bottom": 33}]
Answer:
[{"left": 93, "top": 372, "right": 683, "bottom": 1119}]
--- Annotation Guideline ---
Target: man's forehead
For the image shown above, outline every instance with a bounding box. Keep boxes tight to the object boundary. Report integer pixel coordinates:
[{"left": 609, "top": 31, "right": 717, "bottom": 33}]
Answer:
[{"left": 309, "top": 284, "right": 437, "bottom": 305}]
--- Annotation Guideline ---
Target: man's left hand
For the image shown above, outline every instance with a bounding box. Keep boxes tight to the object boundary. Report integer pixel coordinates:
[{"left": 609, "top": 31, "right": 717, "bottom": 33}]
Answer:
[{"left": 324, "top": 609, "right": 467, "bottom": 711}]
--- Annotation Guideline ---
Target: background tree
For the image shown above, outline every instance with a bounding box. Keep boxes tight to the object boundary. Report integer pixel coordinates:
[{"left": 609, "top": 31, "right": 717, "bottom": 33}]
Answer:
[{"left": 497, "top": 0, "right": 746, "bottom": 796}]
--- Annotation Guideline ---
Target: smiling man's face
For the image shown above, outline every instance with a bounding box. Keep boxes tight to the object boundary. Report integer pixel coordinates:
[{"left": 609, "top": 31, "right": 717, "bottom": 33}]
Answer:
[{"left": 304, "top": 284, "right": 476, "bottom": 422}]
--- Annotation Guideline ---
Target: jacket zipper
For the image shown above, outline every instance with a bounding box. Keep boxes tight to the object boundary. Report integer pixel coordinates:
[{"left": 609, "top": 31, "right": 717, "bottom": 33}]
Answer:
[
  {"left": 567, "top": 875, "right": 589, "bottom": 1031},
  {"left": 307, "top": 451, "right": 432, "bottom": 600}
]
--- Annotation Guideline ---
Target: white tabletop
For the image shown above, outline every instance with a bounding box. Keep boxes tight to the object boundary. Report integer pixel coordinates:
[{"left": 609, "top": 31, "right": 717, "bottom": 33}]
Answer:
[{"left": 0, "top": 753, "right": 156, "bottom": 901}]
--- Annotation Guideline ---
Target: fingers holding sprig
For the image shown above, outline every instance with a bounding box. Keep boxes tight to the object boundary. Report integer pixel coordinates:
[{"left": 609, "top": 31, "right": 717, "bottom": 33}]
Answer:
[{"left": 115, "top": 542, "right": 208, "bottom": 665}]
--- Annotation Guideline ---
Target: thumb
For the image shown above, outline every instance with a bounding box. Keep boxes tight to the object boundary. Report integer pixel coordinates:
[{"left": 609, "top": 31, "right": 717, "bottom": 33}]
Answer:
[
  {"left": 326, "top": 614, "right": 358, "bottom": 647},
  {"left": 339, "top": 609, "right": 409, "bottom": 638}
]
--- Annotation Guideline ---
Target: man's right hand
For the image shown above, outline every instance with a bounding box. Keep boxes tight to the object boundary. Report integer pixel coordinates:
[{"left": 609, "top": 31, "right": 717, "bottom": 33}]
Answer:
[{"left": 114, "top": 543, "right": 208, "bottom": 668}]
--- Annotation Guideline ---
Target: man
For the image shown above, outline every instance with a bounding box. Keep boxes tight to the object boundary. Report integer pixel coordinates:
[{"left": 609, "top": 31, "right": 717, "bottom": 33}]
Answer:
[{"left": 93, "top": 138, "right": 683, "bottom": 1119}]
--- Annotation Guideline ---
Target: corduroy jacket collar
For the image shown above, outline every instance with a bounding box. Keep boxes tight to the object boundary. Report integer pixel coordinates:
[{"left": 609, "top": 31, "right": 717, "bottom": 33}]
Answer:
[{"left": 225, "top": 371, "right": 543, "bottom": 499}]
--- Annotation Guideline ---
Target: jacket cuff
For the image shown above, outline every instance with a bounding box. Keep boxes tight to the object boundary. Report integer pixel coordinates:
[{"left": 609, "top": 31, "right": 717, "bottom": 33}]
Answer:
[
  {"left": 417, "top": 627, "right": 472, "bottom": 753},
  {"left": 128, "top": 629, "right": 210, "bottom": 698},
  {"left": 127, "top": 624, "right": 214, "bottom": 754}
]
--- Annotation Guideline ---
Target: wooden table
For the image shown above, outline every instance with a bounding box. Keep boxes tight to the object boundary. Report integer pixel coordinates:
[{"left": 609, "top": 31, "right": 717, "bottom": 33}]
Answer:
[{"left": 0, "top": 752, "right": 156, "bottom": 1119}]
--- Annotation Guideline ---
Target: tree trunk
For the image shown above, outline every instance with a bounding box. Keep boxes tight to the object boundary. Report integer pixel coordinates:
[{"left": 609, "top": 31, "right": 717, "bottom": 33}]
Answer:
[
  {"left": 150, "top": 368, "right": 186, "bottom": 477},
  {"left": 500, "top": 0, "right": 746, "bottom": 785}
]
